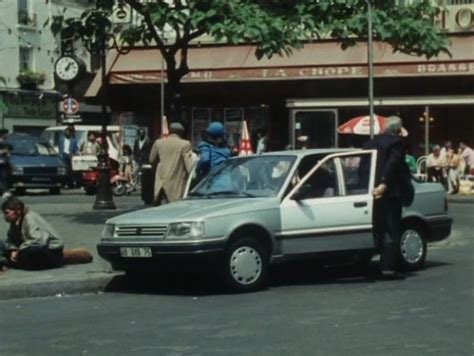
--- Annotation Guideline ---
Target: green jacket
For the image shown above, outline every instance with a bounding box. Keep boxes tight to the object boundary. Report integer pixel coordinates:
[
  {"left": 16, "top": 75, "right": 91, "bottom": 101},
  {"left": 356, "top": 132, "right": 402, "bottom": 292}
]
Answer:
[{"left": 5, "top": 211, "right": 64, "bottom": 252}]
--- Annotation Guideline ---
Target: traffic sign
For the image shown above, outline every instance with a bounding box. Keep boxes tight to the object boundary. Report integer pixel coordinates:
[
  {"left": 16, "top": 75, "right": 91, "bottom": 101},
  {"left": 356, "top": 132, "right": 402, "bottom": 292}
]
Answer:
[{"left": 62, "top": 97, "right": 80, "bottom": 115}]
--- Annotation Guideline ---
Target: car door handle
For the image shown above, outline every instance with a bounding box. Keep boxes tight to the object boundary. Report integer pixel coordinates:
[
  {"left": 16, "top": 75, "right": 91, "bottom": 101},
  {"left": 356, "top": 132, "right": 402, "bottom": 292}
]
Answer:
[{"left": 353, "top": 202, "right": 368, "bottom": 208}]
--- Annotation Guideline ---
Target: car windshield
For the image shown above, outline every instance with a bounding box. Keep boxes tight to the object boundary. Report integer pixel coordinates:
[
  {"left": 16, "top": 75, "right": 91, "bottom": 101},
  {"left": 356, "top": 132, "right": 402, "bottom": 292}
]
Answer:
[
  {"left": 8, "top": 137, "right": 57, "bottom": 156},
  {"left": 189, "top": 155, "right": 297, "bottom": 198}
]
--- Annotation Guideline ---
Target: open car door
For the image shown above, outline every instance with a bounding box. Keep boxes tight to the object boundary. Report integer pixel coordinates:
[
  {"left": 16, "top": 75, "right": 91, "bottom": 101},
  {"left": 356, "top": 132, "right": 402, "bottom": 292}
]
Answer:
[{"left": 279, "top": 150, "right": 377, "bottom": 255}]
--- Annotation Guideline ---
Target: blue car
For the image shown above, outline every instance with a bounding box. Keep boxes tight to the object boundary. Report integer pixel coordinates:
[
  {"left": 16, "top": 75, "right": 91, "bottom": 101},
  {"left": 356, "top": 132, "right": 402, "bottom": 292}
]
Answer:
[{"left": 6, "top": 133, "right": 68, "bottom": 195}]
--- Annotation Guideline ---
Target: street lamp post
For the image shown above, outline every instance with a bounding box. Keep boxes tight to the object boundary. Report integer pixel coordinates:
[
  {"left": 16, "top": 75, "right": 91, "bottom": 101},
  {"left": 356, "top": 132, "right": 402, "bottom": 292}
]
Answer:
[
  {"left": 367, "top": 0, "right": 375, "bottom": 139},
  {"left": 93, "top": 33, "right": 115, "bottom": 210},
  {"left": 83, "top": 30, "right": 130, "bottom": 210}
]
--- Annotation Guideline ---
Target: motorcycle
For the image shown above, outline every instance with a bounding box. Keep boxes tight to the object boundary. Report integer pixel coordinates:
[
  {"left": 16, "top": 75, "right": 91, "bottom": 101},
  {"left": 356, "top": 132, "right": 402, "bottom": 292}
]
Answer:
[{"left": 82, "top": 161, "right": 120, "bottom": 196}]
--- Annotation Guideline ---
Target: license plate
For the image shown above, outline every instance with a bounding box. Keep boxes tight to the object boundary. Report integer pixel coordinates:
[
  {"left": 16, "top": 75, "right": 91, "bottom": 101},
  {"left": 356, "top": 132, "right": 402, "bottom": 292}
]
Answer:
[
  {"left": 32, "top": 177, "right": 51, "bottom": 182},
  {"left": 120, "top": 247, "right": 152, "bottom": 258}
]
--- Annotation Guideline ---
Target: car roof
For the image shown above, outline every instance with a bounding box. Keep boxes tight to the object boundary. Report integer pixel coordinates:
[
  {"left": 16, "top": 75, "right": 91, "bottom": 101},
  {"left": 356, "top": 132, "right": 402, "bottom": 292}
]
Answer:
[
  {"left": 43, "top": 125, "right": 121, "bottom": 132},
  {"left": 260, "top": 148, "right": 355, "bottom": 158},
  {"left": 6, "top": 133, "right": 37, "bottom": 141}
]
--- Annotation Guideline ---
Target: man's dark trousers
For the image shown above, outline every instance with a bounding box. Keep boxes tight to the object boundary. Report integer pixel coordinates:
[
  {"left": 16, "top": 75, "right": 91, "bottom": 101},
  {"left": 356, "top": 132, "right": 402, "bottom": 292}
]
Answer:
[{"left": 374, "top": 195, "right": 403, "bottom": 272}]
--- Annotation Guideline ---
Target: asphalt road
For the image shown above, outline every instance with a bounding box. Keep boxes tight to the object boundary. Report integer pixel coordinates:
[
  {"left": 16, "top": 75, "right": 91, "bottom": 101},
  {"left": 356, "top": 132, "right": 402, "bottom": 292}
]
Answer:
[{"left": 0, "top": 199, "right": 472, "bottom": 356}]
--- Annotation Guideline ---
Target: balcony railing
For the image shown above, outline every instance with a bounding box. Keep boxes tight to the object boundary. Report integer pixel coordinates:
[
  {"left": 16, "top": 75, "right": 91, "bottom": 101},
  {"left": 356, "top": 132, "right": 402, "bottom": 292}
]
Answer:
[
  {"left": 17, "top": 10, "right": 37, "bottom": 27},
  {"left": 446, "top": 0, "right": 473, "bottom": 4}
]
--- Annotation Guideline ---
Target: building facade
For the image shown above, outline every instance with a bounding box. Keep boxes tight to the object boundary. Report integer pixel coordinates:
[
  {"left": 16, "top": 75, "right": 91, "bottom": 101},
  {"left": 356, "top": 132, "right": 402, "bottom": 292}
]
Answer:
[
  {"left": 85, "top": 1, "right": 474, "bottom": 156},
  {"left": 0, "top": 0, "right": 94, "bottom": 136}
]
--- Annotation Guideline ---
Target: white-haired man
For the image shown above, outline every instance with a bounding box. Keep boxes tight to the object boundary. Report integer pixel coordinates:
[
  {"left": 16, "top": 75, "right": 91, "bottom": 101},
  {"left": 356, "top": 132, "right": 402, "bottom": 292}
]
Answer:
[{"left": 363, "top": 116, "right": 413, "bottom": 279}]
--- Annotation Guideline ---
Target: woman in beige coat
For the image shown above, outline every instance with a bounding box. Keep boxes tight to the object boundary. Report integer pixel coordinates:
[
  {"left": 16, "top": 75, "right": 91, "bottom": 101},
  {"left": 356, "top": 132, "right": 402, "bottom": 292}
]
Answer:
[{"left": 149, "top": 123, "right": 194, "bottom": 204}]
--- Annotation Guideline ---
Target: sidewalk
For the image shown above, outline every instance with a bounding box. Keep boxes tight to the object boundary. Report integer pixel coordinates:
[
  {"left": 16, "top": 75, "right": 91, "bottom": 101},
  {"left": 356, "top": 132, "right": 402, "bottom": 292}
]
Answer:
[
  {"left": 447, "top": 194, "right": 474, "bottom": 205},
  {"left": 0, "top": 190, "right": 146, "bottom": 300}
]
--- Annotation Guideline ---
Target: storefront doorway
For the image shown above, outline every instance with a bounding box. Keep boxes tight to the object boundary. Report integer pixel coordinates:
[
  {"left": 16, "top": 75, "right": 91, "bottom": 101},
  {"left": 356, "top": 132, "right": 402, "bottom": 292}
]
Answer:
[{"left": 289, "top": 109, "right": 338, "bottom": 149}]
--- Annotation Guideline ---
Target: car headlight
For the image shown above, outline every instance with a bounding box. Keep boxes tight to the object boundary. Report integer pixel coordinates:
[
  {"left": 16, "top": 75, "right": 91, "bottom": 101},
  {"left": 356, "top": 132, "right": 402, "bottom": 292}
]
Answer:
[
  {"left": 101, "top": 223, "right": 115, "bottom": 238},
  {"left": 166, "top": 222, "right": 205, "bottom": 239},
  {"left": 57, "top": 166, "right": 67, "bottom": 175},
  {"left": 12, "top": 166, "right": 23, "bottom": 175}
]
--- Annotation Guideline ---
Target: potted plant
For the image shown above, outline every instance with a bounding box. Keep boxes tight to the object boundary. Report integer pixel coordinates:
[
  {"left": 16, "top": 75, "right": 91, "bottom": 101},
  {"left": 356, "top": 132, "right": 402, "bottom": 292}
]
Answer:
[{"left": 16, "top": 70, "right": 46, "bottom": 90}]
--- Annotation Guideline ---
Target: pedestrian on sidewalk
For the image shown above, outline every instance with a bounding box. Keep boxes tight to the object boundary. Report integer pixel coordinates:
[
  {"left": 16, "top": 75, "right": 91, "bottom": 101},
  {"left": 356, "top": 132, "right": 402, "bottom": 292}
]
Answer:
[
  {"left": 149, "top": 122, "right": 194, "bottom": 205},
  {"left": 0, "top": 196, "right": 92, "bottom": 271},
  {"left": 363, "top": 116, "right": 414, "bottom": 279}
]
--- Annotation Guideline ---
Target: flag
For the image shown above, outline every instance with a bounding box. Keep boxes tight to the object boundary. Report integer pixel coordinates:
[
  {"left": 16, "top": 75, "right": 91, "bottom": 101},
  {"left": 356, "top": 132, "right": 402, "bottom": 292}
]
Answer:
[
  {"left": 161, "top": 115, "right": 169, "bottom": 138},
  {"left": 238, "top": 120, "right": 253, "bottom": 156}
]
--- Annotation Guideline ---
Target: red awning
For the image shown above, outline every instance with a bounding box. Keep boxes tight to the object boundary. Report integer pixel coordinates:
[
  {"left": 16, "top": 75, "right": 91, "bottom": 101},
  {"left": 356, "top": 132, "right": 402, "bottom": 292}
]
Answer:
[{"left": 85, "top": 35, "right": 474, "bottom": 98}]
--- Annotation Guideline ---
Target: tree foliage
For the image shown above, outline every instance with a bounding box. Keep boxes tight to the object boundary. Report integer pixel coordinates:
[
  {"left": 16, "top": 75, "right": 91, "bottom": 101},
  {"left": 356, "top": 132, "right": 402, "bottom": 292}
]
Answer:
[{"left": 51, "top": 0, "right": 450, "bottom": 118}]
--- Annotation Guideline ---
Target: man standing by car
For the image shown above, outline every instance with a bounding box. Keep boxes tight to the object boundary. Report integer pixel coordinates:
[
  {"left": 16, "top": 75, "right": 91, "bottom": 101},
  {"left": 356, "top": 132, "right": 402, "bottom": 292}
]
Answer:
[
  {"left": 363, "top": 116, "right": 413, "bottom": 279},
  {"left": 58, "top": 125, "right": 78, "bottom": 188},
  {"left": 149, "top": 123, "right": 193, "bottom": 205}
]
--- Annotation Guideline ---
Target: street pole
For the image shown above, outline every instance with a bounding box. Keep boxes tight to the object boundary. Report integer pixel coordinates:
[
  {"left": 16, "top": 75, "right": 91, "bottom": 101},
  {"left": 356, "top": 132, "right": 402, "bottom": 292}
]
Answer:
[
  {"left": 160, "top": 53, "right": 165, "bottom": 124},
  {"left": 367, "top": 0, "right": 375, "bottom": 139},
  {"left": 93, "top": 32, "right": 116, "bottom": 210},
  {"left": 424, "top": 105, "right": 430, "bottom": 173}
]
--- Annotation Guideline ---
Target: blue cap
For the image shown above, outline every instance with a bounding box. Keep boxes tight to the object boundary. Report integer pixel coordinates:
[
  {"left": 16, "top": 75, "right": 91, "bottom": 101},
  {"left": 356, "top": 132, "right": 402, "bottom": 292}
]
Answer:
[{"left": 206, "top": 122, "right": 225, "bottom": 136}]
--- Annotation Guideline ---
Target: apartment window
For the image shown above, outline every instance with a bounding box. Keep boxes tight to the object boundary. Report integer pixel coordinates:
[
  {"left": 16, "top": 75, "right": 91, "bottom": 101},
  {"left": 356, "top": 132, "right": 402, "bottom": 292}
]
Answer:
[{"left": 19, "top": 46, "right": 32, "bottom": 70}]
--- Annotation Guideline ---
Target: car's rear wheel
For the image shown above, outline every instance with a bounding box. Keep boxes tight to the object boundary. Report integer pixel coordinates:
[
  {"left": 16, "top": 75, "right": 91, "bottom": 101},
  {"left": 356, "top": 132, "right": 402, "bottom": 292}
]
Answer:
[
  {"left": 223, "top": 237, "right": 268, "bottom": 293},
  {"left": 399, "top": 223, "right": 427, "bottom": 271}
]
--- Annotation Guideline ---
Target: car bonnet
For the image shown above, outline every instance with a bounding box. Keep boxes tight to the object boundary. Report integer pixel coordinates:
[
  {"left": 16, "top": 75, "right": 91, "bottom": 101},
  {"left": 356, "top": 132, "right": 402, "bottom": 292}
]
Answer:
[{"left": 107, "top": 197, "right": 277, "bottom": 225}]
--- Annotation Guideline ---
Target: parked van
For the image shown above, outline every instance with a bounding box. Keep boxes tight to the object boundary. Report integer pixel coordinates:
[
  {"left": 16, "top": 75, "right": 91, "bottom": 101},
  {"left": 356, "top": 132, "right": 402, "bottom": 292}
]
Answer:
[{"left": 40, "top": 125, "right": 121, "bottom": 161}]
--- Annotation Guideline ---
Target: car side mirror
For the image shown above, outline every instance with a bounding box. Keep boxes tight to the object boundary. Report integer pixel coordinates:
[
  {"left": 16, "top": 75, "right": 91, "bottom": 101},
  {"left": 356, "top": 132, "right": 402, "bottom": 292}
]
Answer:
[{"left": 291, "top": 183, "right": 312, "bottom": 200}]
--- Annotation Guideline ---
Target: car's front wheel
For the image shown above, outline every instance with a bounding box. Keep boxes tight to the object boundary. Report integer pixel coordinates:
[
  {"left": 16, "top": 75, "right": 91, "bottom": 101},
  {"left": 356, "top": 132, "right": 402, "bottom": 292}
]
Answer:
[
  {"left": 223, "top": 237, "right": 268, "bottom": 293},
  {"left": 399, "top": 224, "right": 427, "bottom": 271}
]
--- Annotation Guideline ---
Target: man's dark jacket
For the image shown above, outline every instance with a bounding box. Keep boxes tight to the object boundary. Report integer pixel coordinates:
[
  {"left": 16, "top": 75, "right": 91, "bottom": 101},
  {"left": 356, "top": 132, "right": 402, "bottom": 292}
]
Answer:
[
  {"left": 363, "top": 134, "right": 412, "bottom": 201},
  {"left": 133, "top": 137, "right": 152, "bottom": 164}
]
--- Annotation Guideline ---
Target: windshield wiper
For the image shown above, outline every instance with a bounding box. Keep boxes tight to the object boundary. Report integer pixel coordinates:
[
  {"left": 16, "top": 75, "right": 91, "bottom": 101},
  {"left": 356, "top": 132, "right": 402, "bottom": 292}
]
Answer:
[{"left": 205, "top": 190, "right": 256, "bottom": 198}]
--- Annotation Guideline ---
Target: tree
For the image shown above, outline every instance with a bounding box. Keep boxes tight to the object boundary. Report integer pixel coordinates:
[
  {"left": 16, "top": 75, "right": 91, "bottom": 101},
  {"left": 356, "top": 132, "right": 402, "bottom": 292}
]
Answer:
[{"left": 51, "top": 0, "right": 449, "bottom": 122}]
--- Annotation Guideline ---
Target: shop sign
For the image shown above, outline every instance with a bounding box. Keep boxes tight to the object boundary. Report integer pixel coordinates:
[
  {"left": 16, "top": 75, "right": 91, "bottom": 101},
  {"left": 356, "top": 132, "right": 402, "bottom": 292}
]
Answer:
[
  {"left": 436, "top": 5, "right": 474, "bottom": 33},
  {"left": 417, "top": 62, "right": 474, "bottom": 74},
  {"left": 111, "top": 60, "right": 474, "bottom": 84},
  {"left": 3, "top": 93, "right": 56, "bottom": 119}
]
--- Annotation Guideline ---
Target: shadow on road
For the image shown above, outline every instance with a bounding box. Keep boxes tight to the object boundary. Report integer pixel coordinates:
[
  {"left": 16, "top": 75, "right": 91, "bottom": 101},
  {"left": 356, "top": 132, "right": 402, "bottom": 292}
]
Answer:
[{"left": 103, "top": 258, "right": 452, "bottom": 297}]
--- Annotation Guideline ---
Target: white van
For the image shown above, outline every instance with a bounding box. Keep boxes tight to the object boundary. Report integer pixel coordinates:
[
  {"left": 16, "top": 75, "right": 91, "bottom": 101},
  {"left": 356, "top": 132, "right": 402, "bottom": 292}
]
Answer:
[{"left": 40, "top": 125, "right": 122, "bottom": 162}]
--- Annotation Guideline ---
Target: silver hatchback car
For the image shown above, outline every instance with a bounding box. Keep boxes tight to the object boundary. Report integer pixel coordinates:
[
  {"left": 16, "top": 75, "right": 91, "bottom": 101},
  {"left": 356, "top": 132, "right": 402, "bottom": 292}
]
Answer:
[{"left": 97, "top": 149, "right": 452, "bottom": 292}]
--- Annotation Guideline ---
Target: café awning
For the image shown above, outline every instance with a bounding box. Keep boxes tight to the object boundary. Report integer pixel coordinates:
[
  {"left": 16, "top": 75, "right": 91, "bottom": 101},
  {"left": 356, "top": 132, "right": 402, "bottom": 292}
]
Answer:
[{"left": 85, "top": 35, "right": 474, "bottom": 98}]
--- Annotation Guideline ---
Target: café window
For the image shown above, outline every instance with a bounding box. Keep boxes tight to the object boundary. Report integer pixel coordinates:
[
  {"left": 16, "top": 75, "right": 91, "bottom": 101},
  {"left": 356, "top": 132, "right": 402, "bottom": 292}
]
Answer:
[{"left": 190, "top": 106, "right": 269, "bottom": 150}]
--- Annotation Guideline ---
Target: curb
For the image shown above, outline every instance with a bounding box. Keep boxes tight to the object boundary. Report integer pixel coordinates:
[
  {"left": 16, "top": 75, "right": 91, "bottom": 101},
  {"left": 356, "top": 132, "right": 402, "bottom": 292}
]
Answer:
[
  {"left": 447, "top": 197, "right": 474, "bottom": 205},
  {"left": 0, "top": 272, "right": 119, "bottom": 301}
]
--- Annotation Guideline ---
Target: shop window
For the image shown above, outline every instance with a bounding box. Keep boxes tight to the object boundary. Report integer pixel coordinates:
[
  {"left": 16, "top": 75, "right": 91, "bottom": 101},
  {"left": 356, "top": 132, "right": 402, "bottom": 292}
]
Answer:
[{"left": 225, "top": 108, "right": 243, "bottom": 151}]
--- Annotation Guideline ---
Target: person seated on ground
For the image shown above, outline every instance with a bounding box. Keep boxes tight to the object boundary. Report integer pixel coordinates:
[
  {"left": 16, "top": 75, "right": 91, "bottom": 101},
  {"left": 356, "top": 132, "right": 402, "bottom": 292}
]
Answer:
[{"left": 0, "top": 197, "right": 92, "bottom": 271}]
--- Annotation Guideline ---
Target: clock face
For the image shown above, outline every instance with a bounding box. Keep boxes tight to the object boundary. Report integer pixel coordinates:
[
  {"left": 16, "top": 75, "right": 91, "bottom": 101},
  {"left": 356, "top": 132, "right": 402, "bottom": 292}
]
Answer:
[{"left": 54, "top": 56, "right": 81, "bottom": 82}]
